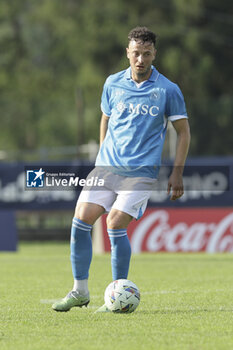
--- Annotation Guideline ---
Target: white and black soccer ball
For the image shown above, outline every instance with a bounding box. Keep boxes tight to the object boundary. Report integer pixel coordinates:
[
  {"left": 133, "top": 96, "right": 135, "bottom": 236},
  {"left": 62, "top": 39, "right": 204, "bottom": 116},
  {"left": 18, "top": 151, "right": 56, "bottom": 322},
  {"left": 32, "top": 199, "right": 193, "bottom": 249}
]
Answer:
[{"left": 104, "top": 279, "right": 140, "bottom": 313}]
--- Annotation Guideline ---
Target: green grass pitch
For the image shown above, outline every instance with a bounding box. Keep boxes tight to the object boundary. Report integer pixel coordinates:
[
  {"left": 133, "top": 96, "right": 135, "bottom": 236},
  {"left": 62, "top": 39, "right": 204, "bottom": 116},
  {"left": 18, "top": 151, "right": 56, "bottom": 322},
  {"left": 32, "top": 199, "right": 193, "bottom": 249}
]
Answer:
[{"left": 0, "top": 242, "right": 233, "bottom": 350}]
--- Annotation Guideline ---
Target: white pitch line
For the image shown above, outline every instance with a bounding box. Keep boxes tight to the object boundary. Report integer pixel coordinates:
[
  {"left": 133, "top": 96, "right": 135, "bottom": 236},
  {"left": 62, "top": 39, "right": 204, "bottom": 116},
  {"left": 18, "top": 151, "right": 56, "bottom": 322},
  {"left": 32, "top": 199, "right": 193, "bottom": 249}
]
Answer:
[
  {"left": 40, "top": 299, "right": 60, "bottom": 304},
  {"left": 143, "top": 289, "right": 232, "bottom": 295}
]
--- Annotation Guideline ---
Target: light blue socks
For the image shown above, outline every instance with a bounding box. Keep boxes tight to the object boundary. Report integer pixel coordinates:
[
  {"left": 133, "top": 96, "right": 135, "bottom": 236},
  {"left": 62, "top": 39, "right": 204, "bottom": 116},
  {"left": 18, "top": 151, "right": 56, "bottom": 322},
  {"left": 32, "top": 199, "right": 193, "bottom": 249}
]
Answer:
[
  {"left": 70, "top": 219, "right": 131, "bottom": 283},
  {"left": 70, "top": 218, "right": 92, "bottom": 280},
  {"left": 107, "top": 228, "right": 132, "bottom": 281}
]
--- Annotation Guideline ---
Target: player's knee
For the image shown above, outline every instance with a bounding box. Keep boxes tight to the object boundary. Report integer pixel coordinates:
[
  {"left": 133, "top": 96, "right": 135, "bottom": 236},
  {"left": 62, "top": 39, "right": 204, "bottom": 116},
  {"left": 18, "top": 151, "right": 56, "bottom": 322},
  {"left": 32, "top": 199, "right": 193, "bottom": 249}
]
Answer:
[
  {"left": 106, "top": 216, "right": 121, "bottom": 230},
  {"left": 106, "top": 212, "right": 131, "bottom": 230},
  {"left": 74, "top": 203, "right": 103, "bottom": 225},
  {"left": 74, "top": 211, "right": 92, "bottom": 225}
]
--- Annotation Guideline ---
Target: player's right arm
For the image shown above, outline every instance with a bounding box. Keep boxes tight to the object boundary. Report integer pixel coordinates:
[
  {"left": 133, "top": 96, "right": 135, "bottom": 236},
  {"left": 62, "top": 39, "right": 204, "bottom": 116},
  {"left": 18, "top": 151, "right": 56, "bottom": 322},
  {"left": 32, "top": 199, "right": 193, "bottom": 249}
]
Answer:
[{"left": 100, "top": 113, "right": 110, "bottom": 146}]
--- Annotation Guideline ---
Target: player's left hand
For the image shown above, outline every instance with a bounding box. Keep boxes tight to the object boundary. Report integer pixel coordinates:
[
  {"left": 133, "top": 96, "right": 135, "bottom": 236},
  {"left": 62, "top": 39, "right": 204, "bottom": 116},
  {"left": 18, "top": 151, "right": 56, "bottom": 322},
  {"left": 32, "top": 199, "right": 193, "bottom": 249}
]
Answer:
[{"left": 167, "top": 172, "right": 184, "bottom": 201}]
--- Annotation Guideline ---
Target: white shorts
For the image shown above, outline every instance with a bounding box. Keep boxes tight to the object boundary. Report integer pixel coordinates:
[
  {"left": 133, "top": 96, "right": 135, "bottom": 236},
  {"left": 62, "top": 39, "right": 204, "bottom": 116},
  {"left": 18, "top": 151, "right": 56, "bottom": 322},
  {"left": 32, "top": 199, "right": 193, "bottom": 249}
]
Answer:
[{"left": 77, "top": 167, "right": 157, "bottom": 220}]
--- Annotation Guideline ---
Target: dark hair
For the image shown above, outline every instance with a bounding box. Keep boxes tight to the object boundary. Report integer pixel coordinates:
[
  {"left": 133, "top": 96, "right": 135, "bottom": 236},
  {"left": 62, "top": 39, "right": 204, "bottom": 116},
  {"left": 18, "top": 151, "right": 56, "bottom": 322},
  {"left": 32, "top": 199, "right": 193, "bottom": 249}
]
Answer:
[{"left": 128, "top": 27, "right": 157, "bottom": 47}]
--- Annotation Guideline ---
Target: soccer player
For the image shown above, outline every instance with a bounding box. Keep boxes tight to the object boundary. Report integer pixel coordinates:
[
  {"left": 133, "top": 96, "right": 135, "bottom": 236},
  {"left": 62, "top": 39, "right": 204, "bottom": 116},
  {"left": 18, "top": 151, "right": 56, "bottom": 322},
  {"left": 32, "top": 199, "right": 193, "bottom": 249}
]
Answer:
[{"left": 52, "top": 27, "right": 190, "bottom": 312}]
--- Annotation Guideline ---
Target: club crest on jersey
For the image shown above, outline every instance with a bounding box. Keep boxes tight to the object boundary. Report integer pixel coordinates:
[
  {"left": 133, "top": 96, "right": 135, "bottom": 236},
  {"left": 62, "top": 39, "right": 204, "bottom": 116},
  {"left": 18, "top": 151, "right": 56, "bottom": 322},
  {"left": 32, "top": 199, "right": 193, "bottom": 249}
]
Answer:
[
  {"left": 150, "top": 88, "right": 161, "bottom": 101},
  {"left": 116, "top": 101, "right": 159, "bottom": 117}
]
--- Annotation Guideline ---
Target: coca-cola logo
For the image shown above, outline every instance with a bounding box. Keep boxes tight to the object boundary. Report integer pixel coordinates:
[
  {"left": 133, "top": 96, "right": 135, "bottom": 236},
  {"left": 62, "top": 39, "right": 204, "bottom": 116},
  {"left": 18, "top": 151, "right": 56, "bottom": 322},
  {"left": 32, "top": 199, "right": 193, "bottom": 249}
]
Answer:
[{"left": 130, "top": 210, "right": 233, "bottom": 253}]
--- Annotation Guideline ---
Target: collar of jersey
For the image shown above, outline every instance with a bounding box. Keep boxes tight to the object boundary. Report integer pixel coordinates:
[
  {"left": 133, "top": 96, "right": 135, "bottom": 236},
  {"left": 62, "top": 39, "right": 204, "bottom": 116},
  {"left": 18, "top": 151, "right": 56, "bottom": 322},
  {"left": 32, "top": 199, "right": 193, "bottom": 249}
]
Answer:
[{"left": 124, "top": 65, "right": 159, "bottom": 82}]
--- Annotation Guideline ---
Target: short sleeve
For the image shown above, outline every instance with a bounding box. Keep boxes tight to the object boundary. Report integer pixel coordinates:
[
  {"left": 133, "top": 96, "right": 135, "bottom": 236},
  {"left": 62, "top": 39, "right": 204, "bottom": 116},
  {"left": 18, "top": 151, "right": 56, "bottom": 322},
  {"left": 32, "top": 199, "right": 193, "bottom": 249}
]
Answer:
[
  {"left": 100, "top": 80, "right": 111, "bottom": 117},
  {"left": 166, "top": 84, "right": 188, "bottom": 121}
]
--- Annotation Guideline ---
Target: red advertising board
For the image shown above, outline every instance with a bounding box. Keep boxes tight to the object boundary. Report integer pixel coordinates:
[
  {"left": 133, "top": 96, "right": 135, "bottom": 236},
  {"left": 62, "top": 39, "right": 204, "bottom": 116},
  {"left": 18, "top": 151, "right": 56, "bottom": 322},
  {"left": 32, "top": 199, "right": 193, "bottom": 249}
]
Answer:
[{"left": 101, "top": 208, "right": 233, "bottom": 253}]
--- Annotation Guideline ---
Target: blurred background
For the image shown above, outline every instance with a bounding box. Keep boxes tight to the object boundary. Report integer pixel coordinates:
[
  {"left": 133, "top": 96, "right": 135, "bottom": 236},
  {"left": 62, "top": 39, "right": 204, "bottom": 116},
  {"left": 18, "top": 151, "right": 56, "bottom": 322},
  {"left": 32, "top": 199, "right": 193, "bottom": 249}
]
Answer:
[{"left": 0, "top": 0, "right": 232, "bottom": 250}]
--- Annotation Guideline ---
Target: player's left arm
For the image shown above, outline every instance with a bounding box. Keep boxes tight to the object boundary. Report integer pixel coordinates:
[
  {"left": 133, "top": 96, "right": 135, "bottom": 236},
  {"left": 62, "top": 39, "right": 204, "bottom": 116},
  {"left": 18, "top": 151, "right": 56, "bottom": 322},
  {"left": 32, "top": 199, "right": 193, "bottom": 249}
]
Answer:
[
  {"left": 100, "top": 113, "right": 110, "bottom": 146},
  {"left": 167, "top": 118, "right": 191, "bottom": 201}
]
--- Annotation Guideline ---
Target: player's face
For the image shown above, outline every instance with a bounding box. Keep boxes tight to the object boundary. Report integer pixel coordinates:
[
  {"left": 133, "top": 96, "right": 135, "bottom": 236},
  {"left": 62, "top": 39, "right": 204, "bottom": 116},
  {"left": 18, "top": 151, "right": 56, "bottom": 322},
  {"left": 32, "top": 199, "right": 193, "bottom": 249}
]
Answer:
[{"left": 126, "top": 40, "right": 156, "bottom": 82}]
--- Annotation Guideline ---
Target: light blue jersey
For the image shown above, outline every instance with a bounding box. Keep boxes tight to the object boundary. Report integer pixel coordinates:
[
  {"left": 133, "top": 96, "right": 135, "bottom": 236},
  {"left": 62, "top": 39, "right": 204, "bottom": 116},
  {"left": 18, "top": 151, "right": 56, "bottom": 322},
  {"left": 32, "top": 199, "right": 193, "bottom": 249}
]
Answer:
[{"left": 95, "top": 66, "right": 188, "bottom": 178}]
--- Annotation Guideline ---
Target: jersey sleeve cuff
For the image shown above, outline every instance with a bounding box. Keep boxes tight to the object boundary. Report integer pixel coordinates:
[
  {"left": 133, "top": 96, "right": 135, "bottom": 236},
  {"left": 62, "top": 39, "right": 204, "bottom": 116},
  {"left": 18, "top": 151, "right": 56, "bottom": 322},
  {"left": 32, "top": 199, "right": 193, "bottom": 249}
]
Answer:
[
  {"left": 101, "top": 105, "right": 111, "bottom": 117},
  {"left": 168, "top": 115, "right": 188, "bottom": 122}
]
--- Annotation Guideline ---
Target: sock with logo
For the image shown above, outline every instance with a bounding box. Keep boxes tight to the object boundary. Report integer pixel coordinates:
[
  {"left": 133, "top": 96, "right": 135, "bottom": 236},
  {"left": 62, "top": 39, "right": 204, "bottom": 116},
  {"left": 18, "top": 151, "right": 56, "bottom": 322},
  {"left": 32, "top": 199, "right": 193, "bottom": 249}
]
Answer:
[
  {"left": 107, "top": 228, "right": 131, "bottom": 281},
  {"left": 70, "top": 218, "right": 92, "bottom": 284}
]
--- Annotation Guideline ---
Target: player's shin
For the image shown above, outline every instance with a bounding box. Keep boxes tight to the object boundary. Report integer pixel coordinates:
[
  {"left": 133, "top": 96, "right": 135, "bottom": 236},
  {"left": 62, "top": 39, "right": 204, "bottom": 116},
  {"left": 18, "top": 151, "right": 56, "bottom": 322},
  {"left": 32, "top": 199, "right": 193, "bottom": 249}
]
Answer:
[
  {"left": 107, "top": 229, "right": 132, "bottom": 281},
  {"left": 70, "top": 218, "right": 93, "bottom": 290}
]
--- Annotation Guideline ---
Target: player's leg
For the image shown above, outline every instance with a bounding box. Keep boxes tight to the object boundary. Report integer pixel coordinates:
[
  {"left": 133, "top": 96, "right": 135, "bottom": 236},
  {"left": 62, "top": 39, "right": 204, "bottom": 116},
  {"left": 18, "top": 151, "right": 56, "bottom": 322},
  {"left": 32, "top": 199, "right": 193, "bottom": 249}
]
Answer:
[
  {"left": 70, "top": 202, "right": 105, "bottom": 296},
  {"left": 106, "top": 177, "right": 156, "bottom": 282},
  {"left": 95, "top": 176, "right": 156, "bottom": 312},
  {"left": 94, "top": 209, "right": 133, "bottom": 313},
  {"left": 96, "top": 192, "right": 150, "bottom": 313},
  {"left": 106, "top": 209, "right": 133, "bottom": 281},
  {"left": 52, "top": 202, "right": 105, "bottom": 312},
  {"left": 52, "top": 167, "right": 116, "bottom": 312}
]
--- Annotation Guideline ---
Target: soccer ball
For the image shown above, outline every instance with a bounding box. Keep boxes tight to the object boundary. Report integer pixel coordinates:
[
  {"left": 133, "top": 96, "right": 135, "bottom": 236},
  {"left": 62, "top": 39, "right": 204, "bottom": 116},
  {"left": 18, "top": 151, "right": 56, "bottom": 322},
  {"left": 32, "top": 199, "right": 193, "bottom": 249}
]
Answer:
[{"left": 104, "top": 279, "right": 140, "bottom": 313}]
